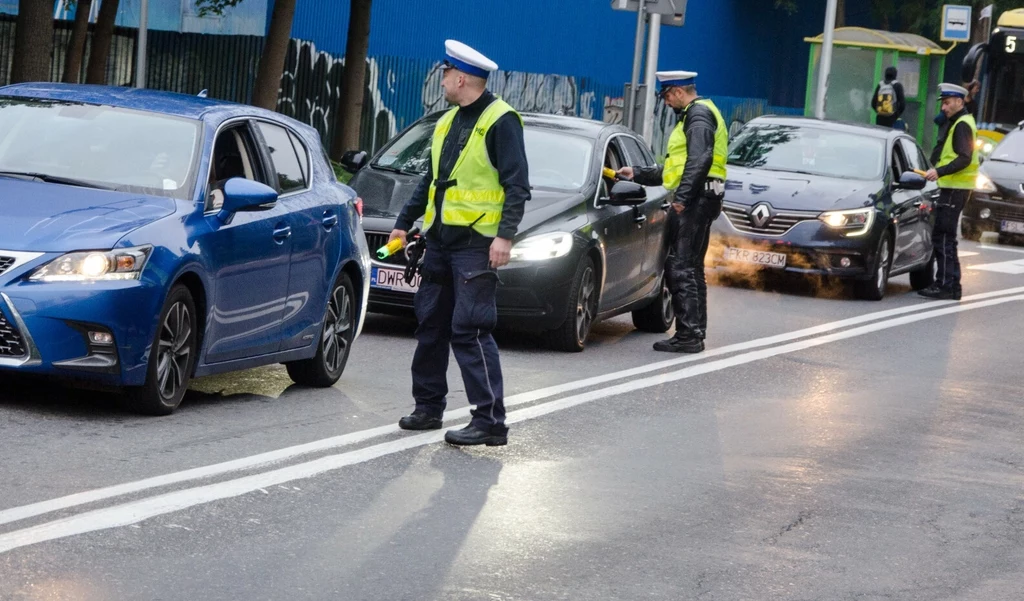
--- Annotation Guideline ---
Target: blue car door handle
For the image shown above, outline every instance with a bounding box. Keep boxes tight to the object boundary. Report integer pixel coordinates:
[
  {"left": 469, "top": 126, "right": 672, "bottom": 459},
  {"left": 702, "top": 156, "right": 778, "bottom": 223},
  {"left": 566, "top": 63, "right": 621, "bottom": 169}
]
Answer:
[
  {"left": 322, "top": 210, "right": 338, "bottom": 230},
  {"left": 273, "top": 224, "right": 292, "bottom": 242}
]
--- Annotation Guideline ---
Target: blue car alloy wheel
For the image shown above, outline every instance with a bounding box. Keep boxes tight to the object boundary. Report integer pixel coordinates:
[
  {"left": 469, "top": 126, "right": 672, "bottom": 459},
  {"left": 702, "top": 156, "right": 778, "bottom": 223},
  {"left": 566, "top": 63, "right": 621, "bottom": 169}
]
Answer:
[
  {"left": 129, "top": 285, "right": 198, "bottom": 415},
  {"left": 286, "top": 272, "right": 356, "bottom": 387}
]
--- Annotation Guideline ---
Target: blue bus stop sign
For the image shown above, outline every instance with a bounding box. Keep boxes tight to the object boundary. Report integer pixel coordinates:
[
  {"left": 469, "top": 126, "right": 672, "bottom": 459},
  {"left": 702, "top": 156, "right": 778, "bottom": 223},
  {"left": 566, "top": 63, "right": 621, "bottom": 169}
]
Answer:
[{"left": 942, "top": 5, "right": 972, "bottom": 42}]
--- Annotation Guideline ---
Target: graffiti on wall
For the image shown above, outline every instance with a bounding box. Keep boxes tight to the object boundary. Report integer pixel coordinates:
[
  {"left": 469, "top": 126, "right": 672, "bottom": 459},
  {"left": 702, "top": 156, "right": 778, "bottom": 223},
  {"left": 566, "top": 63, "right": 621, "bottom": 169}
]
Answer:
[
  {"left": 275, "top": 41, "right": 797, "bottom": 156},
  {"left": 421, "top": 63, "right": 597, "bottom": 118},
  {"left": 278, "top": 39, "right": 397, "bottom": 152}
]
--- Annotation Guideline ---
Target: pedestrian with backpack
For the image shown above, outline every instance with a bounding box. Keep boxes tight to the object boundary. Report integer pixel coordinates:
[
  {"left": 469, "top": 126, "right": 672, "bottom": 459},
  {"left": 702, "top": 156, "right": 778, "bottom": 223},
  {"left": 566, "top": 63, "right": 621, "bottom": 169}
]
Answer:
[{"left": 871, "top": 66, "right": 906, "bottom": 128}]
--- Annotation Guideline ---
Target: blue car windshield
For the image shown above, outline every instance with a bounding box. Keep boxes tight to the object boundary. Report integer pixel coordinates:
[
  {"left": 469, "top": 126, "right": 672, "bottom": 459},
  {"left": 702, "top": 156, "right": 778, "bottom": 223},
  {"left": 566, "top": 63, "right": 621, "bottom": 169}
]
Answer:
[
  {"left": 0, "top": 98, "right": 201, "bottom": 199},
  {"left": 728, "top": 124, "right": 885, "bottom": 180}
]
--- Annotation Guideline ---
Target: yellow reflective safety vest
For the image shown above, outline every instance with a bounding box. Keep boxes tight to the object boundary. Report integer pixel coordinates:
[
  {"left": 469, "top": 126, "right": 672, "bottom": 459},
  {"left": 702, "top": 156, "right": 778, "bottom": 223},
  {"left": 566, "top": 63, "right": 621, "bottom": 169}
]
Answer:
[
  {"left": 661, "top": 98, "right": 728, "bottom": 190},
  {"left": 424, "top": 98, "right": 521, "bottom": 237},
  {"left": 936, "top": 113, "right": 979, "bottom": 190}
]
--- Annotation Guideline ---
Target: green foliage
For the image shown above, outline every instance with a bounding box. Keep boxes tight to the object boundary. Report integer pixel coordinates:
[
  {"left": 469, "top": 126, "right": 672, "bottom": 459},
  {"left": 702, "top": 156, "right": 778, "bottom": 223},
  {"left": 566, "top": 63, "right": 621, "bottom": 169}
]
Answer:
[
  {"left": 332, "top": 161, "right": 354, "bottom": 184},
  {"left": 774, "top": 0, "right": 798, "bottom": 14}
]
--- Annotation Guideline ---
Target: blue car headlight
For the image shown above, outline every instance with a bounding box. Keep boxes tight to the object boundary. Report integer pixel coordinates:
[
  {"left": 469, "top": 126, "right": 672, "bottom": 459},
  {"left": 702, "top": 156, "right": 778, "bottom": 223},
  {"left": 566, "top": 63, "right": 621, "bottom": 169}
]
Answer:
[
  {"left": 509, "top": 232, "right": 574, "bottom": 262},
  {"left": 28, "top": 246, "right": 153, "bottom": 282}
]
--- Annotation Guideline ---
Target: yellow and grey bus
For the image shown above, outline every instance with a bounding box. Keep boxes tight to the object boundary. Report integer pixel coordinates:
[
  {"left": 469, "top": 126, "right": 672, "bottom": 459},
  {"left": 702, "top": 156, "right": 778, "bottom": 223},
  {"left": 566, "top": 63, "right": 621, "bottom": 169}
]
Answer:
[{"left": 964, "top": 8, "right": 1024, "bottom": 151}]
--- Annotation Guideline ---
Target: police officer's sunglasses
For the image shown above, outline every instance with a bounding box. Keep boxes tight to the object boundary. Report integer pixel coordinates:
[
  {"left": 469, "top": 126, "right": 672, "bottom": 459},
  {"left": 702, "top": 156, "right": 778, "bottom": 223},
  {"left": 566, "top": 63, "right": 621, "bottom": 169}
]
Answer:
[{"left": 659, "top": 86, "right": 678, "bottom": 99}]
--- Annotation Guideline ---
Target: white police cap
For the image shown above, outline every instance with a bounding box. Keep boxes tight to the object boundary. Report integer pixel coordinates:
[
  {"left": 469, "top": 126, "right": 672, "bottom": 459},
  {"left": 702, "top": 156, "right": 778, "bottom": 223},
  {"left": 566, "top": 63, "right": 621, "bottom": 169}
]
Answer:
[
  {"left": 938, "top": 83, "right": 969, "bottom": 98},
  {"left": 655, "top": 70, "right": 698, "bottom": 91},
  {"left": 443, "top": 40, "right": 498, "bottom": 79}
]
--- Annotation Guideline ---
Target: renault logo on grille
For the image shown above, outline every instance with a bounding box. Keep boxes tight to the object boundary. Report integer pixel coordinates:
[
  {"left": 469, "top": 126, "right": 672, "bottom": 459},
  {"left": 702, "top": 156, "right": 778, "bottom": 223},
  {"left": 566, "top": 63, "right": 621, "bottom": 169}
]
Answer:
[{"left": 749, "top": 203, "right": 772, "bottom": 228}]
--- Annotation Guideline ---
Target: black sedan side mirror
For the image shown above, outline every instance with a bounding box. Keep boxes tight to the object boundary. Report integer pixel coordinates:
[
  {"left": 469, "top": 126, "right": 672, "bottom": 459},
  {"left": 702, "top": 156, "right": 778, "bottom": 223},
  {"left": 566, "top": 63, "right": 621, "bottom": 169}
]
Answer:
[
  {"left": 895, "top": 171, "right": 927, "bottom": 191},
  {"left": 340, "top": 150, "right": 368, "bottom": 172},
  {"left": 606, "top": 180, "right": 647, "bottom": 206}
]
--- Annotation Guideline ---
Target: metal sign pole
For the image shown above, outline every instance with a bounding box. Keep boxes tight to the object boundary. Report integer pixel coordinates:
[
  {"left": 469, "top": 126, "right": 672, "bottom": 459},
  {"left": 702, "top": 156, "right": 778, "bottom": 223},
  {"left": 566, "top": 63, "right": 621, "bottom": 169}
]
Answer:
[
  {"left": 814, "top": 0, "right": 838, "bottom": 119},
  {"left": 136, "top": 0, "right": 149, "bottom": 89},
  {"left": 626, "top": 3, "right": 647, "bottom": 129},
  {"left": 641, "top": 12, "right": 661, "bottom": 144}
]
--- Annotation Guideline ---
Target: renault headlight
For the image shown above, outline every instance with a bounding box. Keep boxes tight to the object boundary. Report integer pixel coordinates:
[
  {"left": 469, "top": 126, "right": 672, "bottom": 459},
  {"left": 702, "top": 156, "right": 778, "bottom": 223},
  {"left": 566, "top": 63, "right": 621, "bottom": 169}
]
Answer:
[
  {"left": 818, "top": 208, "right": 874, "bottom": 237},
  {"left": 509, "top": 232, "right": 574, "bottom": 262},
  {"left": 976, "top": 174, "right": 997, "bottom": 193},
  {"left": 29, "top": 246, "right": 152, "bottom": 282}
]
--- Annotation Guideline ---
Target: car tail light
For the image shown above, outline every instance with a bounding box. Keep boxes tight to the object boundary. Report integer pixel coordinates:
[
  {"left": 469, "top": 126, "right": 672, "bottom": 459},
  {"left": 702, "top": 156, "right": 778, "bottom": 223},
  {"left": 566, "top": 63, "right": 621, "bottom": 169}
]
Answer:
[{"left": 354, "top": 197, "right": 364, "bottom": 220}]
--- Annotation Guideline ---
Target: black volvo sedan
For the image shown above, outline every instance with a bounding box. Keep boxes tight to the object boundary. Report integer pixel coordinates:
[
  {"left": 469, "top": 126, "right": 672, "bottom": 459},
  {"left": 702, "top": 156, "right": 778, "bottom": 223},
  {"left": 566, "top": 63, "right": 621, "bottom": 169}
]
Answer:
[
  {"left": 710, "top": 116, "right": 937, "bottom": 300},
  {"left": 341, "top": 112, "right": 674, "bottom": 351},
  {"left": 961, "top": 124, "right": 1024, "bottom": 245}
]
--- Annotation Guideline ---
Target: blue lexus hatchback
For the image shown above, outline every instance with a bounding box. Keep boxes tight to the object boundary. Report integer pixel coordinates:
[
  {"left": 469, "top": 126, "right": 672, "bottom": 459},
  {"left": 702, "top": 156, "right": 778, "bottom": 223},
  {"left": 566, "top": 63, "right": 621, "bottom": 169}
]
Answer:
[{"left": 0, "top": 84, "right": 370, "bottom": 414}]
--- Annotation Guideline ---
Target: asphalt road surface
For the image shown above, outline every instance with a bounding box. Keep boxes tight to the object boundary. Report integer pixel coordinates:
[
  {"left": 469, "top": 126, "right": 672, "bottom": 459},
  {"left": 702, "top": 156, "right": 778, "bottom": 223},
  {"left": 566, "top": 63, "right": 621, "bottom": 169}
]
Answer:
[{"left": 2, "top": 238, "right": 1023, "bottom": 601}]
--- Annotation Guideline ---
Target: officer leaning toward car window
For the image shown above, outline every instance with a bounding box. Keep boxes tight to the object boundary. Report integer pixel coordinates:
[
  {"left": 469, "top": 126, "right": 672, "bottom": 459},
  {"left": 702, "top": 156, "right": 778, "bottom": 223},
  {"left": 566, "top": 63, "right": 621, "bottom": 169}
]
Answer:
[
  {"left": 920, "top": 83, "right": 979, "bottom": 302},
  {"left": 388, "top": 40, "right": 530, "bottom": 446},
  {"left": 617, "top": 71, "right": 727, "bottom": 354}
]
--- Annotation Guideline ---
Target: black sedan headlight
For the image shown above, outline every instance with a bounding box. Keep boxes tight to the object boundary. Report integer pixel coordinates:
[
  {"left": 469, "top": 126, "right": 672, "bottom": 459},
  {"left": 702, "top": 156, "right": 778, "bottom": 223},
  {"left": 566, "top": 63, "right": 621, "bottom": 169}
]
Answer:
[
  {"left": 29, "top": 246, "right": 152, "bottom": 282},
  {"left": 509, "top": 232, "right": 574, "bottom": 262},
  {"left": 817, "top": 208, "right": 874, "bottom": 237}
]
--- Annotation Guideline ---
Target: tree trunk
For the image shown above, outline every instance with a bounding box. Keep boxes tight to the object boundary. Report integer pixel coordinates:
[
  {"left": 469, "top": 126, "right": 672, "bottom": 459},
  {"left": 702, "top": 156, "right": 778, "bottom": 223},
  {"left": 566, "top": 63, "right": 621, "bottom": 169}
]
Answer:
[
  {"left": 252, "top": 0, "right": 297, "bottom": 110},
  {"left": 835, "top": 0, "right": 846, "bottom": 28},
  {"left": 86, "top": 0, "right": 119, "bottom": 85},
  {"left": 63, "top": 0, "right": 94, "bottom": 83},
  {"left": 331, "top": 0, "right": 372, "bottom": 159},
  {"left": 11, "top": 0, "right": 54, "bottom": 84}
]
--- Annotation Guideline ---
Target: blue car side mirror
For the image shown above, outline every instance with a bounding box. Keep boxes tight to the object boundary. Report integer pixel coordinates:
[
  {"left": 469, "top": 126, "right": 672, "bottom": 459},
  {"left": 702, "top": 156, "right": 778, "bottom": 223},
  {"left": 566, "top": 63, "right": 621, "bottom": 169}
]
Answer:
[
  {"left": 217, "top": 178, "right": 279, "bottom": 223},
  {"left": 896, "top": 171, "right": 927, "bottom": 191}
]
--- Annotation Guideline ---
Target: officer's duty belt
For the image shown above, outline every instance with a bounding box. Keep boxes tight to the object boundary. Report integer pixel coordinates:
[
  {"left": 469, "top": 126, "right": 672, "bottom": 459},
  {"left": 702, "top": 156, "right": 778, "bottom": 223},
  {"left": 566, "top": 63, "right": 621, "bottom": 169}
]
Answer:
[{"left": 704, "top": 178, "right": 725, "bottom": 195}]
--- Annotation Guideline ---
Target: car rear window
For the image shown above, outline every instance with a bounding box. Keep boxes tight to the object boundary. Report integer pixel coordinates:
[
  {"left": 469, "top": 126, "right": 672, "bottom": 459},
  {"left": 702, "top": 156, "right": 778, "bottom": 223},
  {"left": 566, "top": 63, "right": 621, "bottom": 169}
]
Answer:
[
  {"left": 728, "top": 124, "right": 885, "bottom": 180},
  {"left": 258, "top": 122, "right": 308, "bottom": 193}
]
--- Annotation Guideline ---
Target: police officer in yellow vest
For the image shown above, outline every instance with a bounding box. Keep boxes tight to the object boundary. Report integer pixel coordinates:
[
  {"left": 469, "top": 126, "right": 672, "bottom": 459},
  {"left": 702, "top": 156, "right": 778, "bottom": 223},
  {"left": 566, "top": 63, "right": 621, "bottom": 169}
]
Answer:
[
  {"left": 920, "top": 83, "right": 979, "bottom": 301},
  {"left": 617, "top": 71, "right": 727, "bottom": 353},
  {"left": 389, "top": 40, "right": 530, "bottom": 446}
]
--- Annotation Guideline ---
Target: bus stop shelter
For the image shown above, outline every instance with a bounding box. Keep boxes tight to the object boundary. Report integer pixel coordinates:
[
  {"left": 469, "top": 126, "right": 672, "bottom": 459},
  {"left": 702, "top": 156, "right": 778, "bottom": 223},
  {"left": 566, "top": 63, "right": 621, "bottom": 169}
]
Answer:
[{"left": 804, "top": 27, "right": 949, "bottom": 151}]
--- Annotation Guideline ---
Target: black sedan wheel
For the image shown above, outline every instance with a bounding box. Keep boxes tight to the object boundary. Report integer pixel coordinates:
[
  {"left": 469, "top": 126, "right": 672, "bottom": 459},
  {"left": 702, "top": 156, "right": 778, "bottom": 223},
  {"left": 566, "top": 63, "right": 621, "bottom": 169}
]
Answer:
[
  {"left": 547, "top": 256, "right": 598, "bottom": 352},
  {"left": 909, "top": 254, "right": 935, "bottom": 291},
  {"left": 287, "top": 272, "right": 356, "bottom": 387},
  {"left": 631, "top": 278, "right": 674, "bottom": 333},
  {"left": 854, "top": 233, "right": 892, "bottom": 301},
  {"left": 128, "top": 285, "right": 197, "bottom": 415}
]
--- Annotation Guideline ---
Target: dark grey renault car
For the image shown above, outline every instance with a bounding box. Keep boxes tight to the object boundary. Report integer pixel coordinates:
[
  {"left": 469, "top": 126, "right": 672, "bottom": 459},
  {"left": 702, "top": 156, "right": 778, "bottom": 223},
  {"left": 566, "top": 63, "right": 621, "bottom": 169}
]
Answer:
[
  {"left": 710, "top": 116, "right": 937, "bottom": 300},
  {"left": 342, "top": 112, "right": 673, "bottom": 351}
]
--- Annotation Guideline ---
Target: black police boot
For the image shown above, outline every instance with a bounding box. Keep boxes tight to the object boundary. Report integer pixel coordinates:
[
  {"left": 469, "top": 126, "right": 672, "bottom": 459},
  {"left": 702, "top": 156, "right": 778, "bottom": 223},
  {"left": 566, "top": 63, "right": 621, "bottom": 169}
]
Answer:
[
  {"left": 653, "top": 333, "right": 704, "bottom": 353},
  {"left": 917, "top": 285, "right": 942, "bottom": 298},
  {"left": 919, "top": 286, "right": 961, "bottom": 301},
  {"left": 933, "top": 288, "right": 962, "bottom": 301},
  {"left": 398, "top": 411, "right": 442, "bottom": 431},
  {"left": 444, "top": 424, "right": 507, "bottom": 446}
]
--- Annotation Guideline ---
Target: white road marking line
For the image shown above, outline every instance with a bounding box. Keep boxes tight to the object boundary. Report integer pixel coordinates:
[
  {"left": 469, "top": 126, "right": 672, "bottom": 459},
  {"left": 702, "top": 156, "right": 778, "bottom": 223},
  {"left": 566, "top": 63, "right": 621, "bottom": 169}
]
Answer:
[
  {"left": 2, "top": 285, "right": 1024, "bottom": 529},
  {"left": 958, "top": 251, "right": 979, "bottom": 257},
  {"left": 979, "top": 244, "right": 1024, "bottom": 255},
  {"left": 1, "top": 292, "right": 1022, "bottom": 554},
  {"left": 969, "top": 259, "right": 1024, "bottom": 274}
]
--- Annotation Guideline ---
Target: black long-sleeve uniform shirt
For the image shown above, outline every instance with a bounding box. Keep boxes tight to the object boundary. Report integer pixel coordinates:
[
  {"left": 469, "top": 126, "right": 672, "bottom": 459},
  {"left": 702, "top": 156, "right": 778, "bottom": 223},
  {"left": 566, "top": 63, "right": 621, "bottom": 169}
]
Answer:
[
  {"left": 930, "top": 108, "right": 975, "bottom": 178},
  {"left": 394, "top": 90, "right": 531, "bottom": 247},
  {"left": 631, "top": 99, "right": 719, "bottom": 207}
]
